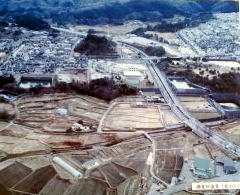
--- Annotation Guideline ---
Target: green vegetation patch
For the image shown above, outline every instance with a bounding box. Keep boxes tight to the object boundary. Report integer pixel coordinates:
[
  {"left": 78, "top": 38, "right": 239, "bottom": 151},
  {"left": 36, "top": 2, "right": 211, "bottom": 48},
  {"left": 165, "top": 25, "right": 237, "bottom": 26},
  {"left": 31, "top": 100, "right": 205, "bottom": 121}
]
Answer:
[
  {"left": 74, "top": 34, "right": 117, "bottom": 56},
  {"left": 172, "top": 70, "right": 240, "bottom": 94}
]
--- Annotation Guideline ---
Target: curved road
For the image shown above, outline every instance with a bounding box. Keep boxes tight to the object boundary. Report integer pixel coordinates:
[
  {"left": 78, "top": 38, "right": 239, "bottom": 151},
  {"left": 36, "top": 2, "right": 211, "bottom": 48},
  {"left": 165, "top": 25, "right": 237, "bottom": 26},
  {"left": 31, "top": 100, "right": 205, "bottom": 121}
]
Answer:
[
  {"left": 138, "top": 130, "right": 169, "bottom": 187},
  {"left": 121, "top": 42, "right": 240, "bottom": 157}
]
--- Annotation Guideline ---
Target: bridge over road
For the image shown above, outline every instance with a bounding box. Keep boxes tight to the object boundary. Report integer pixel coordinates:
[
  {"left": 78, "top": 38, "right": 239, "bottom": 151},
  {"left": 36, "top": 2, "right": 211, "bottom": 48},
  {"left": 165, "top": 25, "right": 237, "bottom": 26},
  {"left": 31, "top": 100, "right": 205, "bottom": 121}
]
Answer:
[{"left": 121, "top": 42, "right": 240, "bottom": 158}]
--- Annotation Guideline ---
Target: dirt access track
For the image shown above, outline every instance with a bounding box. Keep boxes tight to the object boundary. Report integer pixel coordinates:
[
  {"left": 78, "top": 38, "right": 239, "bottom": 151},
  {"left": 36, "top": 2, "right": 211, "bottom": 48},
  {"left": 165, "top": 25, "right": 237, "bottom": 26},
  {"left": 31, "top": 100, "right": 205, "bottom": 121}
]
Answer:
[
  {"left": 15, "top": 94, "right": 108, "bottom": 133},
  {"left": 103, "top": 101, "right": 182, "bottom": 131}
]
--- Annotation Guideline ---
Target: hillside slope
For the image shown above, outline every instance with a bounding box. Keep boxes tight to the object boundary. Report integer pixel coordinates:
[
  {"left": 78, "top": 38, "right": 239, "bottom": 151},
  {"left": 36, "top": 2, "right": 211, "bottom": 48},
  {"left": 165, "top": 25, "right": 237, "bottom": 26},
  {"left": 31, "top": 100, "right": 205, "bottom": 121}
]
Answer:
[{"left": 0, "top": 0, "right": 238, "bottom": 25}]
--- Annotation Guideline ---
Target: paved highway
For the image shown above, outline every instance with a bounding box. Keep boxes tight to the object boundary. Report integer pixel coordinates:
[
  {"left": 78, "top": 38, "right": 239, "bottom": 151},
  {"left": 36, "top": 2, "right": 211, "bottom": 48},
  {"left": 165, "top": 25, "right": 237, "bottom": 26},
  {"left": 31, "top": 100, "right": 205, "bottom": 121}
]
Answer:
[
  {"left": 122, "top": 42, "right": 240, "bottom": 157},
  {"left": 51, "top": 26, "right": 87, "bottom": 37},
  {"left": 12, "top": 44, "right": 25, "bottom": 58},
  {"left": 46, "top": 26, "right": 240, "bottom": 157},
  {"left": 69, "top": 37, "right": 82, "bottom": 62}
]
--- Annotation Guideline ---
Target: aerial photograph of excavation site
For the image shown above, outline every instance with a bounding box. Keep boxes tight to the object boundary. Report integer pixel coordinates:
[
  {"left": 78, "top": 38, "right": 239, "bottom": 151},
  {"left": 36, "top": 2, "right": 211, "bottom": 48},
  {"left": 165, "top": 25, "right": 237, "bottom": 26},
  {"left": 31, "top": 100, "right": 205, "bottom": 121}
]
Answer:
[{"left": 1, "top": 0, "right": 240, "bottom": 194}]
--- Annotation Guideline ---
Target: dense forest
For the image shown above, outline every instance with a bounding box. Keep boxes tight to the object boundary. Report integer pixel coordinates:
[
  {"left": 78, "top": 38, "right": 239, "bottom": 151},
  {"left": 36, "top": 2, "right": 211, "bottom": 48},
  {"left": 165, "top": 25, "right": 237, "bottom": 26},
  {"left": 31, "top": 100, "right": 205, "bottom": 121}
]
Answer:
[
  {"left": 0, "top": 109, "right": 15, "bottom": 122},
  {"left": 74, "top": 34, "right": 118, "bottom": 56},
  {"left": 132, "top": 13, "right": 214, "bottom": 35},
  {"left": 138, "top": 46, "right": 166, "bottom": 57},
  {"left": 171, "top": 70, "right": 240, "bottom": 93},
  {"left": 0, "top": 75, "right": 15, "bottom": 88},
  {"left": 13, "top": 15, "right": 50, "bottom": 31},
  {"left": 0, "top": 0, "right": 238, "bottom": 25},
  {"left": 0, "top": 76, "right": 137, "bottom": 102}
]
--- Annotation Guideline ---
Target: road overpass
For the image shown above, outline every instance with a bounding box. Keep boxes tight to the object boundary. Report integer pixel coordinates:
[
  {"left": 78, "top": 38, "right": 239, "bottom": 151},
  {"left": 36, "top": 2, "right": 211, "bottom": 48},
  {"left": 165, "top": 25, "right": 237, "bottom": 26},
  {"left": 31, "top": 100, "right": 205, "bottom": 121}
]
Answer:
[
  {"left": 121, "top": 42, "right": 240, "bottom": 158},
  {"left": 51, "top": 26, "right": 87, "bottom": 37}
]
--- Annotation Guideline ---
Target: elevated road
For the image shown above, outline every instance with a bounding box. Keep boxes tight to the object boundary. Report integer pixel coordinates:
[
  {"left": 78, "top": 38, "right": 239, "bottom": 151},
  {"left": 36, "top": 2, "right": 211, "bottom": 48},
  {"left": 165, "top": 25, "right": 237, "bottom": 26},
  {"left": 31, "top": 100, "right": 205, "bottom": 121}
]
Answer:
[
  {"left": 51, "top": 26, "right": 87, "bottom": 37},
  {"left": 122, "top": 42, "right": 240, "bottom": 157}
]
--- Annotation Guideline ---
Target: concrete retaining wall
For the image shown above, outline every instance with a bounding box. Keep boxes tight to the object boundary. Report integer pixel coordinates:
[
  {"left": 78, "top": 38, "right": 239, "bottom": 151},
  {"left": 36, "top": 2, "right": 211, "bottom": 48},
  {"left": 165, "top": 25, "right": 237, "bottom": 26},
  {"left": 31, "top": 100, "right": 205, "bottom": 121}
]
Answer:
[
  {"left": 211, "top": 93, "right": 240, "bottom": 119},
  {"left": 168, "top": 77, "right": 210, "bottom": 96}
]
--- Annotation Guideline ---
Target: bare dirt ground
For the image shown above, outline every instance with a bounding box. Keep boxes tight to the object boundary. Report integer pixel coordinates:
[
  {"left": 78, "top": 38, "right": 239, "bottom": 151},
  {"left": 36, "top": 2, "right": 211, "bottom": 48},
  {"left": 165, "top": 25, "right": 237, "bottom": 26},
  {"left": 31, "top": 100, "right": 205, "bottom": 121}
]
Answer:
[
  {"left": 159, "top": 106, "right": 182, "bottom": 126},
  {"left": 103, "top": 103, "right": 163, "bottom": 131},
  {"left": 57, "top": 71, "right": 87, "bottom": 83},
  {"left": 153, "top": 132, "right": 213, "bottom": 160},
  {"left": 74, "top": 22, "right": 147, "bottom": 35},
  {"left": 212, "top": 119, "right": 240, "bottom": 147},
  {"left": 103, "top": 102, "right": 182, "bottom": 131},
  {"left": 179, "top": 96, "right": 221, "bottom": 120},
  {"left": 0, "top": 127, "right": 233, "bottom": 194},
  {"left": 0, "top": 103, "right": 15, "bottom": 114},
  {"left": 127, "top": 131, "right": 218, "bottom": 185},
  {"left": 15, "top": 94, "right": 108, "bottom": 133},
  {"left": 216, "top": 120, "right": 240, "bottom": 135},
  {"left": 0, "top": 93, "right": 234, "bottom": 194},
  {"left": 0, "top": 103, "right": 16, "bottom": 121},
  {"left": 0, "top": 94, "right": 138, "bottom": 158},
  {"left": 192, "top": 144, "right": 211, "bottom": 159},
  {"left": 0, "top": 121, "right": 9, "bottom": 129}
]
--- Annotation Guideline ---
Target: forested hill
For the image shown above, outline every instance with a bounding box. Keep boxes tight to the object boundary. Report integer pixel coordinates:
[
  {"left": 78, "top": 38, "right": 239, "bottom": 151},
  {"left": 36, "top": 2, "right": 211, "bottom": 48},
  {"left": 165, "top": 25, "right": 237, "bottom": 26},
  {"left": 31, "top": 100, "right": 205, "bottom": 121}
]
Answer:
[{"left": 0, "top": 0, "right": 238, "bottom": 25}]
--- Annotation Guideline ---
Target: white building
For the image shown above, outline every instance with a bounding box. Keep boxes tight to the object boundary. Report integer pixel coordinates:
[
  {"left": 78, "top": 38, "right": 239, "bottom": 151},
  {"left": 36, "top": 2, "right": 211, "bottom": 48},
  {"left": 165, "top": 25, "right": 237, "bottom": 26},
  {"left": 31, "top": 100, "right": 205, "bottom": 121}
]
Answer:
[{"left": 123, "top": 70, "right": 144, "bottom": 85}]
